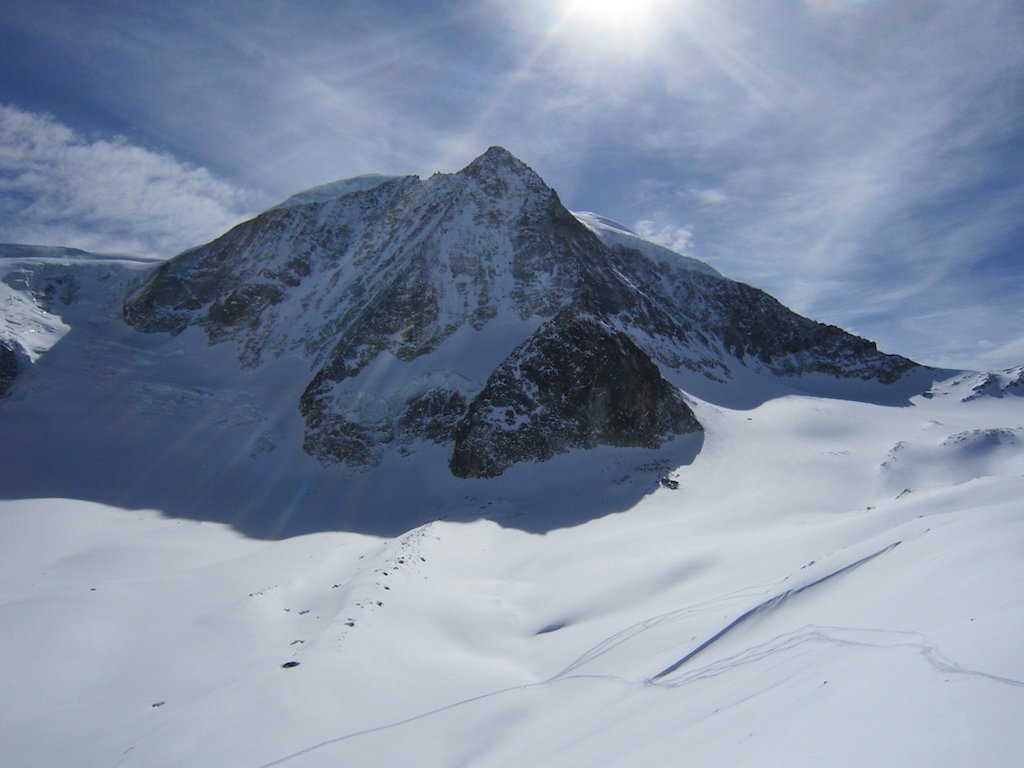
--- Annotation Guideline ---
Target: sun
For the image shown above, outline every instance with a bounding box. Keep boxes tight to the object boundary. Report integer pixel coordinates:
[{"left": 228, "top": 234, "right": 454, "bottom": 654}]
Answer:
[
  {"left": 563, "top": 0, "right": 664, "bottom": 26},
  {"left": 558, "top": 0, "right": 676, "bottom": 46}
]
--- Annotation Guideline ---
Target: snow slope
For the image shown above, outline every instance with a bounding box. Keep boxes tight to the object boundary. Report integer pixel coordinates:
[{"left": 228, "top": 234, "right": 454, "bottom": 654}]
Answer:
[
  {"left": 573, "top": 210, "right": 722, "bottom": 277},
  {"left": 2, "top": 336, "right": 1023, "bottom": 765},
  {"left": 270, "top": 175, "right": 406, "bottom": 210},
  {"left": 0, "top": 245, "right": 157, "bottom": 361}
]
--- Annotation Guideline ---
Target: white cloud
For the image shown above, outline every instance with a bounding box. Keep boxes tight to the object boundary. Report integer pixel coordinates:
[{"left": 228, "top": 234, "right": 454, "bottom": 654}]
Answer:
[
  {"left": 633, "top": 219, "right": 696, "bottom": 256},
  {"left": 0, "top": 104, "right": 256, "bottom": 257}
]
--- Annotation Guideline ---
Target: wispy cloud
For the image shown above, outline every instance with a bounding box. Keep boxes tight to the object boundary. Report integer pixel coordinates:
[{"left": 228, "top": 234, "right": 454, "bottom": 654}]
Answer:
[
  {"left": 0, "top": 105, "right": 256, "bottom": 256},
  {"left": 634, "top": 220, "right": 696, "bottom": 257},
  {"left": 577, "top": 0, "right": 1024, "bottom": 369}
]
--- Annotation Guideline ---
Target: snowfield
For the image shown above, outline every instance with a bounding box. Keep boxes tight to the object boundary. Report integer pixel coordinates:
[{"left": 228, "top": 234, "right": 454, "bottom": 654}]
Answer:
[{"left": 2, "top": 380, "right": 1023, "bottom": 765}]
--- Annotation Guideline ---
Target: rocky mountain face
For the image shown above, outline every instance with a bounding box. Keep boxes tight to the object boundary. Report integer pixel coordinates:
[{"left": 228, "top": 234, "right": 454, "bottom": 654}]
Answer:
[{"left": 123, "top": 147, "right": 923, "bottom": 476}]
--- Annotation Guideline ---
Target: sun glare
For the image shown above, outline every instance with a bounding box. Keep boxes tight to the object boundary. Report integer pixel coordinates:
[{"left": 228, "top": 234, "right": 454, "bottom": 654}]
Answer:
[
  {"left": 566, "top": 0, "right": 634, "bottom": 24},
  {"left": 564, "top": 0, "right": 665, "bottom": 27}
]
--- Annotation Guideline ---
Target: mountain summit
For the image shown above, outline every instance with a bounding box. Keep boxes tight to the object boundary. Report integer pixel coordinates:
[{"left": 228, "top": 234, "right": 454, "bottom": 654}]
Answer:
[{"left": 122, "top": 147, "right": 925, "bottom": 477}]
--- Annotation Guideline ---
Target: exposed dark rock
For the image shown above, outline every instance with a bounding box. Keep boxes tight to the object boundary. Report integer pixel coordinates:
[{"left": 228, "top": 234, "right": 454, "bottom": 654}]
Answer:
[
  {"left": 982, "top": 368, "right": 1024, "bottom": 399},
  {"left": 450, "top": 308, "right": 702, "bottom": 478},
  {"left": 707, "top": 279, "right": 915, "bottom": 381},
  {"left": 40, "top": 274, "right": 79, "bottom": 307},
  {"left": 0, "top": 340, "right": 20, "bottom": 397},
  {"left": 460, "top": 146, "right": 544, "bottom": 196},
  {"left": 960, "top": 372, "right": 1003, "bottom": 401},
  {"left": 301, "top": 386, "right": 468, "bottom": 467},
  {"left": 397, "top": 388, "right": 467, "bottom": 444},
  {"left": 303, "top": 414, "right": 386, "bottom": 468},
  {"left": 205, "top": 283, "right": 284, "bottom": 339},
  {"left": 122, "top": 181, "right": 403, "bottom": 344}
]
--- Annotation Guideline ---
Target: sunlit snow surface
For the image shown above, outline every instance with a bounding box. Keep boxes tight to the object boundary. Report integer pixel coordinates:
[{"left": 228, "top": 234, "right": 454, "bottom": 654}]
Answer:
[
  {"left": 573, "top": 210, "right": 722, "bottom": 278},
  {"left": 270, "top": 175, "right": 405, "bottom": 210},
  {"left": 0, "top": 246, "right": 156, "bottom": 361},
  {"left": 2, "top": 250, "right": 1023, "bottom": 767}
]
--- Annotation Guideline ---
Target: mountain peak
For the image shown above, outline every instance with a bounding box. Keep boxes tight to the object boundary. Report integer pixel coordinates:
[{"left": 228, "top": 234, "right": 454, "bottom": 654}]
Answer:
[
  {"left": 469, "top": 145, "right": 521, "bottom": 166},
  {"left": 459, "top": 146, "right": 542, "bottom": 185}
]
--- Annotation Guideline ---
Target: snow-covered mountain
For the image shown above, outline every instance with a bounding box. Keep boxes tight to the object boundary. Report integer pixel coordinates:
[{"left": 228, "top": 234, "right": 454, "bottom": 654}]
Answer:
[
  {"left": 120, "top": 146, "right": 927, "bottom": 477},
  {"left": 2, "top": 148, "right": 1023, "bottom": 767}
]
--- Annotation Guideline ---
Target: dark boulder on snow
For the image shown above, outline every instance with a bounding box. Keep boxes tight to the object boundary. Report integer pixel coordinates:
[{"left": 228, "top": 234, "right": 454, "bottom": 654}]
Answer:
[{"left": 450, "top": 308, "right": 702, "bottom": 478}]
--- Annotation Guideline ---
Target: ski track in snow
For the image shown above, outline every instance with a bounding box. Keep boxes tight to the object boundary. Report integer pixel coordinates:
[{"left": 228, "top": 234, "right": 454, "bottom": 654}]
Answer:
[
  {"left": 551, "top": 580, "right": 778, "bottom": 680},
  {"left": 656, "top": 624, "right": 1024, "bottom": 690},
  {"left": 253, "top": 540, "right": 1023, "bottom": 767},
  {"left": 649, "top": 540, "right": 902, "bottom": 680}
]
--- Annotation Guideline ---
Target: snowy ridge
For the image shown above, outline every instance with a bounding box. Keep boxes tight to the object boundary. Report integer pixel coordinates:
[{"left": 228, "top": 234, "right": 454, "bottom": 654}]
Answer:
[
  {"left": 573, "top": 210, "right": 721, "bottom": 277},
  {"left": 649, "top": 540, "right": 904, "bottom": 681},
  {"left": 927, "top": 366, "right": 1024, "bottom": 401},
  {"left": 270, "top": 175, "right": 406, "bottom": 210}
]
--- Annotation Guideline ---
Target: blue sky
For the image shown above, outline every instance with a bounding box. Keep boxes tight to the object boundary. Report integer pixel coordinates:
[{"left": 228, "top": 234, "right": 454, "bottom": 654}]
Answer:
[{"left": 1, "top": 0, "right": 1021, "bottom": 370}]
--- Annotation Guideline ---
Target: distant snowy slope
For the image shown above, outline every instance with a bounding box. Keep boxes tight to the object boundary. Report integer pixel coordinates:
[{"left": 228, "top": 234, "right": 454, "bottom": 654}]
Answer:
[
  {"left": 0, "top": 244, "right": 155, "bottom": 394},
  {"left": 573, "top": 210, "right": 722, "bottom": 277},
  {"left": 928, "top": 366, "right": 1024, "bottom": 401},
  {"left": 270, "top": 174, "right": 406, "bottom": 210},
  {"left": 0, "top": 270, "right": 69, "bottom": 363}
]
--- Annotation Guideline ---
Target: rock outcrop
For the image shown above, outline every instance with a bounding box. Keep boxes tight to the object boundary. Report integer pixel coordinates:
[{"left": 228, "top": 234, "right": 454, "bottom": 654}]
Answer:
[{"left": 451, "top": 308, "right": 701, "bottom": 478}]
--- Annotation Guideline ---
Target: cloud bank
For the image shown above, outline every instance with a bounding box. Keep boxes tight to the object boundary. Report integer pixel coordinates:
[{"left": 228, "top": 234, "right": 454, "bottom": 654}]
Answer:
[{"left": 0, "top": 105, "right": 255, "bottom": 257}]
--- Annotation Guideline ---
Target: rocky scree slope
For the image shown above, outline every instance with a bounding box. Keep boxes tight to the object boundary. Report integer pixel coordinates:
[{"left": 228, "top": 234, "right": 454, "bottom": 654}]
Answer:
[{"left": 123, "top": 147, "right": 921, "bottom": 476}]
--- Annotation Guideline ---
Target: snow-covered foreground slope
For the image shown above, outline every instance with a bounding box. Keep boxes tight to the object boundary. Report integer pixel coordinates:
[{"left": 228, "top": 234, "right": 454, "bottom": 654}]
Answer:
[{"left": 3, "top": 388, "right": 1023, "bottom": 767}]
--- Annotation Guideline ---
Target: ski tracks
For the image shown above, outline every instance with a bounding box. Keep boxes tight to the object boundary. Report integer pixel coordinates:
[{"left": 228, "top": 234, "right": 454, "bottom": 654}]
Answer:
[{"left": 253, "top": 539, "right": 1022, "bottom": 767}]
